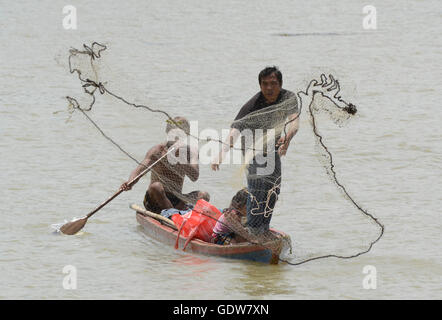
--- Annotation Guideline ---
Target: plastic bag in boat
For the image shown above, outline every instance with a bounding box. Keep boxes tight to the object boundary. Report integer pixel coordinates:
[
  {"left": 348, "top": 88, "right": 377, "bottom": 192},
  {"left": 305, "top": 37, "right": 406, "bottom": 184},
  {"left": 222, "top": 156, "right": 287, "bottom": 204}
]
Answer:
[{"left": 171, "top": 199, "right": 222, "bottom": 250}]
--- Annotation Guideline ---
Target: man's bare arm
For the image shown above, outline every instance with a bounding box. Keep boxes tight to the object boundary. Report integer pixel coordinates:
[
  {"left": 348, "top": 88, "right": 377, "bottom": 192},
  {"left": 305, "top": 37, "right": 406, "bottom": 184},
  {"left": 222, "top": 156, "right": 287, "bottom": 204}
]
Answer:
[
  {"left": 178, "top": 145, "right": 199, "bottom": 182},
  {"left": 277, "top": 113, "right": 299, "bottom": 156},
  {"left": 285, "top": 112, "right": 300, "bottom": 140},
  {"left": 120, "top": 145, "right": 166, "bottom": 191}
]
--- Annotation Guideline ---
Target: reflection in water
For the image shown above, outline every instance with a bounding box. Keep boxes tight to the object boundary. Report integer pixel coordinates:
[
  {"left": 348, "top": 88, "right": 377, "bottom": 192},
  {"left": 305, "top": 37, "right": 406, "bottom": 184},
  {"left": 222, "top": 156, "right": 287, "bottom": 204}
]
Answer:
[{"left": 172, "top": 254, "right": 212, "bottom": 266}]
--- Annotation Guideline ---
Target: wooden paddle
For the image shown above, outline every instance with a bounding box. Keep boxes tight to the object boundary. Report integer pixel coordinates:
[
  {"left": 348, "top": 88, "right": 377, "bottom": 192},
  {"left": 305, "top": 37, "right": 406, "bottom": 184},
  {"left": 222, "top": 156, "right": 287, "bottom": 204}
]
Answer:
[{"left": 59, "top": 147, "right": 175, "bottom": 235}]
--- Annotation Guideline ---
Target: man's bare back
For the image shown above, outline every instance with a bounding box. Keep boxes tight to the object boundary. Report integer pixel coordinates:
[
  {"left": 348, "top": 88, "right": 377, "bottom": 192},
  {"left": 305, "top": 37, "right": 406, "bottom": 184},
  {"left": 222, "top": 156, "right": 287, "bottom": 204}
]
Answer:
[
  {"left": 149, "top": 142, "right": 193, "bottom": 192},
  {"left": 120, "top": 117, "right": 209, "bottom": 213}
]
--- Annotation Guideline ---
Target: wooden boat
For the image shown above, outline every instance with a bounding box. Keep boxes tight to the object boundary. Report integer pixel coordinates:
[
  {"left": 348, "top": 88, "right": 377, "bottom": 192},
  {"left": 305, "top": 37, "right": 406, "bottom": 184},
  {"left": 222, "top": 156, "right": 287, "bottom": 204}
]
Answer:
[{"left": 130, "top": 204, "right": 289, "bottom": 264}]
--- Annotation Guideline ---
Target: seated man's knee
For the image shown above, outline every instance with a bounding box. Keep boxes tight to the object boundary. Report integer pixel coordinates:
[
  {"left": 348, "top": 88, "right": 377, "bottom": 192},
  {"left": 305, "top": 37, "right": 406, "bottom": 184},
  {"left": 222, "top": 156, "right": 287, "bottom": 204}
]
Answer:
[{"left": 149, "top": 182, "right": 165, "bottom": 196}]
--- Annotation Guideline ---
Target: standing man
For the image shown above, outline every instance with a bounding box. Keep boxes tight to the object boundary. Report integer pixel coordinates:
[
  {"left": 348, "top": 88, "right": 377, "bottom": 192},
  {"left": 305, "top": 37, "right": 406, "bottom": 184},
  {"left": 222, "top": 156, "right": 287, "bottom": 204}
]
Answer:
[{"left": 211, "top": 66, "right": 299, "bottom": 236}]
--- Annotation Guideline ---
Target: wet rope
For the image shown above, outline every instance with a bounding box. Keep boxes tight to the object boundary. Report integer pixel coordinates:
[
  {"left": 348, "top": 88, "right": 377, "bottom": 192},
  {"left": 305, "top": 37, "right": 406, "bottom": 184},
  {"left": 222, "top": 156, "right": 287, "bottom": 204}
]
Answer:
[
  {"left": 278, "top": 93, "right": 384, "bottom": 266},
  {"left": 67, "top": 42, "right": 272, "bottom": 154}
]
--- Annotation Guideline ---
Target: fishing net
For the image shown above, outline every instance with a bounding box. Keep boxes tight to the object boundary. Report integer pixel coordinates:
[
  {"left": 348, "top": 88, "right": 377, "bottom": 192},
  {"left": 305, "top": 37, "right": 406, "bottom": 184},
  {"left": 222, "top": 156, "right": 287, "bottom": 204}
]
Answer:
[{"left": 64, "top": 42, "right": 383, "bottom": 265}]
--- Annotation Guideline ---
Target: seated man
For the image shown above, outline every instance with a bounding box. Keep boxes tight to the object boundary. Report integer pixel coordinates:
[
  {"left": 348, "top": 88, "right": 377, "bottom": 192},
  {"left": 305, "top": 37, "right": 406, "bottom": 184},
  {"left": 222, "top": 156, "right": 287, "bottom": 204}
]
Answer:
[
  {"left": 120, "top": 116, "right": 209, "bottom": 213},
  {"left": 211, "top": 188, "right": 248, "bottom": 245}
]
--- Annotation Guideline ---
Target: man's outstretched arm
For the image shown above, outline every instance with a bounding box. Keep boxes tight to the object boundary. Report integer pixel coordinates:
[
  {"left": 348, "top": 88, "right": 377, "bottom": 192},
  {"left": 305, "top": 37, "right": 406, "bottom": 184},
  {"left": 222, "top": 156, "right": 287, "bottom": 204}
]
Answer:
[{"left": 277, "top": 112, "right": 299, "bottom": 156}]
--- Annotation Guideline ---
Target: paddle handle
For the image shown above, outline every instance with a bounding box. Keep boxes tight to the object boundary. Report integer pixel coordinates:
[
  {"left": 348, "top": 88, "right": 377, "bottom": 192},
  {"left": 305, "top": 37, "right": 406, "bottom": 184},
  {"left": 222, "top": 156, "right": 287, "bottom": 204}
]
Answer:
[{"left": 85, "top": 147, "right": 175, "bottom": 219}]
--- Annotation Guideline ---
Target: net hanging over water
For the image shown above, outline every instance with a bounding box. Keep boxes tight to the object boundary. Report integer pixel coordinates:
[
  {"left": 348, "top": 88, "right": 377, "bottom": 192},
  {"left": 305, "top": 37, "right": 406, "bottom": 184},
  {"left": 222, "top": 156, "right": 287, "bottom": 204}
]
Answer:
[{"left": 65, "top": 42, "right": 383, "bottom": 265}]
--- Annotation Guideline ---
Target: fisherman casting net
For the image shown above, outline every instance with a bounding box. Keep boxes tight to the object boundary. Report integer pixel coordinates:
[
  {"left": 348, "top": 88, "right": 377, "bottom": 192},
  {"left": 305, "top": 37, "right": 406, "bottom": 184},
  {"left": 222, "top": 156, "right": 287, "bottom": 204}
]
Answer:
[{"left": 63, "top": 42, "right": 383, "bottom": 265}]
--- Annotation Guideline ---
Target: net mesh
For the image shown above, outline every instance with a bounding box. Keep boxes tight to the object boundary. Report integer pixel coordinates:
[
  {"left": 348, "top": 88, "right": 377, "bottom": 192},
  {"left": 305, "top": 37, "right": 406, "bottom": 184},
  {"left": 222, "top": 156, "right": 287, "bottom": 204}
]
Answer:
[{"left": 64, "top": 42, "right": 383, "bottom": 265}]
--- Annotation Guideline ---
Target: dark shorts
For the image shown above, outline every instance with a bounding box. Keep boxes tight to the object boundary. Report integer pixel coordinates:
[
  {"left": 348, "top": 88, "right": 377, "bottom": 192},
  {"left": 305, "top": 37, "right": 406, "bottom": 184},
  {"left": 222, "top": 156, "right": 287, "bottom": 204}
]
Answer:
[{"left": 143, "top": 190, "right": 203, "bottom": 214}]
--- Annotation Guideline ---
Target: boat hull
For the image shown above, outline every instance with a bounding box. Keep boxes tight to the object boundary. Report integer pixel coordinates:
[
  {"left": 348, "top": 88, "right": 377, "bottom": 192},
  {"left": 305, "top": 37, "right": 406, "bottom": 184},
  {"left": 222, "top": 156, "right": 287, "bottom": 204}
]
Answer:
[{"left": 135, "top": 212, "right": 284, "bottom": 264}]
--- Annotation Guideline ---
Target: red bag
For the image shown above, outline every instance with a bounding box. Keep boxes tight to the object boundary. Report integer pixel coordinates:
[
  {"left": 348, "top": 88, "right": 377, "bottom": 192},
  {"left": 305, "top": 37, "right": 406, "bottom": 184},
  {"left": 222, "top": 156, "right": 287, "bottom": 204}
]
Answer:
[{"left": 171, "top": 199, "right": 222, "bottom": 250}]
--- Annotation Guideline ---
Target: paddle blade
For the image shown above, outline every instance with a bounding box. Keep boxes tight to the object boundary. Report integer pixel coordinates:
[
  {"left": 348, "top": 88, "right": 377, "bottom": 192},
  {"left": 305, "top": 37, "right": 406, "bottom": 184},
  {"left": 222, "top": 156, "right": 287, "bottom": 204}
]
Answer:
[{"left": 60, "top": 217, "right": 88, "bottom": 235}]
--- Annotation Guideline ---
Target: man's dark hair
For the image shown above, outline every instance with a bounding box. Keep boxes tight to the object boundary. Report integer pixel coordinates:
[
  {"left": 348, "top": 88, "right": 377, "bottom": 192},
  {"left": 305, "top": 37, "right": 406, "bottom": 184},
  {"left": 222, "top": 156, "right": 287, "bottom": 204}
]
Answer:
[{"left": 258, "top": 66, "right": 283, "bottom": 86}]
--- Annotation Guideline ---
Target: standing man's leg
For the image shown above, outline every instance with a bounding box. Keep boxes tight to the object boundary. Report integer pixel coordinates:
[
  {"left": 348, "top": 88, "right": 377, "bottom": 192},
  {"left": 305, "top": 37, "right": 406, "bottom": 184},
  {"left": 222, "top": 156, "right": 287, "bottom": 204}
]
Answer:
[{"left": 246, "top": 153, "right": 281, "bottom": 234}]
